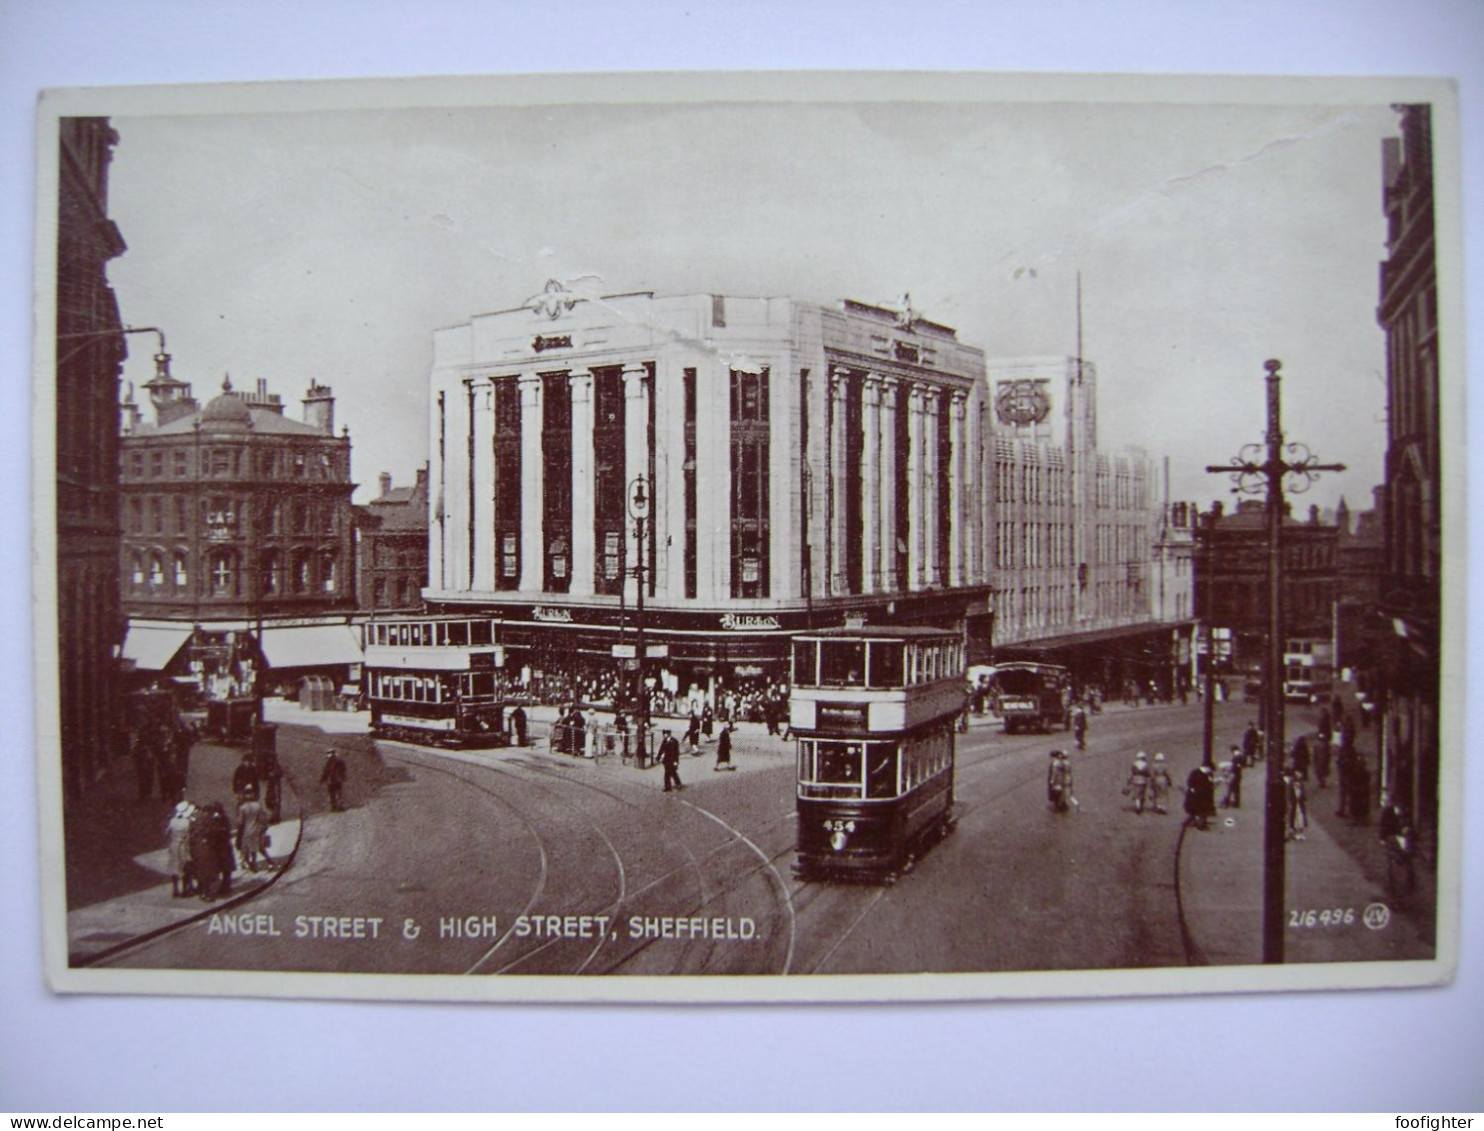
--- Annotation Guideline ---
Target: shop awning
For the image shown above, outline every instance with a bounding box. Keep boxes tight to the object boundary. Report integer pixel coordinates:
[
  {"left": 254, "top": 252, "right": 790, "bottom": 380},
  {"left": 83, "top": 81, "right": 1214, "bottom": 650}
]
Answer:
[
  {"left": 259, "top": 624, "right": 363, "bottom": 670},
  {"left": 995, "top": 621, "right": 1193, "bottom": 655},
  {"left": 121, "top": 624, "right": 194, "bottom": 671}
]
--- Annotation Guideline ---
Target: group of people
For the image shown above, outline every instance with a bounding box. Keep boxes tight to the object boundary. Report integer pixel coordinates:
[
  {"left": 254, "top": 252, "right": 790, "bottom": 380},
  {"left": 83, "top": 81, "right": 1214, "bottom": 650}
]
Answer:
[{"left": 165, "top": 751, "right": 283, "bottom": 901}]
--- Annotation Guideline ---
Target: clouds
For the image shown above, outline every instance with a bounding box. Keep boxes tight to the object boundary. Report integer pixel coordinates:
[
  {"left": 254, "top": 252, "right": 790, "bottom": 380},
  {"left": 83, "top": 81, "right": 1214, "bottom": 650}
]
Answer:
[{"left": 107, "top": 92, "right": 1393, "bottom": 508}]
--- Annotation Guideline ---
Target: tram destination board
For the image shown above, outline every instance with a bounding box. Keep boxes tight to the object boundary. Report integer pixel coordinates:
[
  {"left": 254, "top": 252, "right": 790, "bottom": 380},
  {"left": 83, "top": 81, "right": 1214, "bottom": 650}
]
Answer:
[{"left": 31, "top": 70, "right": 1465, "bottom": 1006}]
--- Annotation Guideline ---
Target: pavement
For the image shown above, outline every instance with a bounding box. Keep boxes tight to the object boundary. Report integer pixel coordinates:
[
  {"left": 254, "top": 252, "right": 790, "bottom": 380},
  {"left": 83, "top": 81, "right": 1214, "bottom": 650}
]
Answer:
[{"left": 61, "top": 684, "right": 1435, "bottom": 970}]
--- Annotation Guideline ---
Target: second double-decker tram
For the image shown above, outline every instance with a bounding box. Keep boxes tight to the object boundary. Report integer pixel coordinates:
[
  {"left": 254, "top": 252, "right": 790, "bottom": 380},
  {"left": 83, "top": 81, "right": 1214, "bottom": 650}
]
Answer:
[
  {"left": 364, "top": 616, "right": 508, "bottom": 748},
  {"left": 790, "top": 626, "right": 966, "bottom": 883}
]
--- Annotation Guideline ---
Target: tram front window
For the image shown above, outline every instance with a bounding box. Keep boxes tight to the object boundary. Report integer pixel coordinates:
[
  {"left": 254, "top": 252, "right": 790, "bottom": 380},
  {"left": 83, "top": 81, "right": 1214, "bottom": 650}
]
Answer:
[
  {"left": 816, "top": 742, "right": 861, "bottom": 782},
  {"left": 866, "top": 641, "right": 904, "bottom": 688},
  {"left": 819, "top": 642, "right": 865, "bottom": 686}
]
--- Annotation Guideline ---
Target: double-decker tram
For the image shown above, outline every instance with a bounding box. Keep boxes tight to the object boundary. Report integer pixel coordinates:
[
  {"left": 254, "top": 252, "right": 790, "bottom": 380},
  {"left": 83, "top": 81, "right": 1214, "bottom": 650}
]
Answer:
[
  {"left": 790, "top": 626, "right": 966, "bottom": 883},
  {"left": 364, "top": 616, "right": 508, "bottom": 748}
]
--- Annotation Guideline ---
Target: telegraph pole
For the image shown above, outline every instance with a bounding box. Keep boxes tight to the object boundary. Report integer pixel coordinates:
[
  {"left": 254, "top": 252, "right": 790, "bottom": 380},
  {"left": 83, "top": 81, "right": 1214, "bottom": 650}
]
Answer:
[
  {"left": 1207, "top": 359, "right": 1344, "bottom": 964},
  {"left": 628, "top": 476, "right": 651, "bottom": 765}
]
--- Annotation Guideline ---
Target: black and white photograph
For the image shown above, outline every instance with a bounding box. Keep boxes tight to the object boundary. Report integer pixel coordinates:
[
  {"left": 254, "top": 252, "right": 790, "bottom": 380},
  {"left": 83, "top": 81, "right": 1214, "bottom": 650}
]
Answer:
[{"left": 33, "top": 70, "right": 1463, "bottom": 1008}]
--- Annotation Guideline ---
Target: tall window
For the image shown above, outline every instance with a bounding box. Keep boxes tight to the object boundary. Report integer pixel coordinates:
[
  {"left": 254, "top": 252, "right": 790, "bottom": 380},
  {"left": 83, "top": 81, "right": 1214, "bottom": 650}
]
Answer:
[
  {"left": 843, "top": 378, "right": 864, "bottom": 594},
  {"left": 208, "top": 550, "right": 237, "bottom": 597},
  {"left": 592, "top": 367, "right": 626, "bottom": 595},
  {"left": 894, "top": 383, "right": 911, "bottom": 589},
  {"left": 492, "top": 378, "right": 521, "bottom": 589},
  {"left": 936, "top": 391, "right": 952, "bottom": 584},
  {"left": 683, "top": 368, "right": 697, "bottom": 599},
  {"left": 730, "top": 367, "right": 770, "bottom": 598},
  {"left": 542, "top": 372, "right": 572, "bottom": 593}
]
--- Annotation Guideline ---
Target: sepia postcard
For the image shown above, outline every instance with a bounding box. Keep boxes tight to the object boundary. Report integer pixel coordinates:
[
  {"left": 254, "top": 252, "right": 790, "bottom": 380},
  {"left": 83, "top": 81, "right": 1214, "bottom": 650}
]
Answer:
[{"left": 33, "top": 71, "right": 1464, "bottom": 1004}]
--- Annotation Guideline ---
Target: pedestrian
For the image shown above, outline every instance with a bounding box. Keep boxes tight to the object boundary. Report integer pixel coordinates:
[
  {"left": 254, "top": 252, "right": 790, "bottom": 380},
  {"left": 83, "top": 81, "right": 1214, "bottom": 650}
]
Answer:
[
  {"left": 1221, "top": 750, "right": 1243, "bottom": 809},
  {"left": 511, "top": 703, "right": 528, "bottom": 747},
  {"left": 1184, "top": 763, "right": 1216, "bottom": 830},
  {"left": 1122, "top": 751, "right": 1152, "bottom": 814},
  {"left": 321, "top": 747, "right": 348, "bottom": 812},
  {"left": 235, "top": 794, "right": 273, "bottom": 872},
  {"left": 1286, "top": 768, "right": 1309, "bottom": 841},
  {"left": 1290, "top": 735, "right": 1311, "bottom": 784},
  {"left": 1241, "top": 721, "right": 1260, "bottom": 767},
  {"left": 714, "top": 723, "right": 735, "bottom": 772},
  {"left": 701, "top": 703, "right": 714, "bottom": 741},
  {"left": 1316, "top": 707, "right": 1333, "bottom": 751},
  {"left": 763, "top": 698, "right": 780, "bottom": 737},
  {"left": 659, "top": 729, "right": 683, "bottom": 792},
  {"left": 1314, "top": 732, "right": 1333, "bottom": 791},
  {"left": 1336, "top": 740, "right": 1358, "bottom": 819},
  {"left": 231, "top": 752, "right": 260, "bottom": 806},
  {"left": 686, "top": 709, "right": 701, "bottom": 754},
  {"left": 260, "top": 749, "right": 284, "bottom": 824},
  {"left": 572, "top": 709, "right": 587, "bottom": 757},
  {"left": 191, "top": 801, "right": 234, "bottom": 901},
  {"left": 1350, "top": 755, "right": 1371, "bottom": 826},
  {"left": 1072, "top": 706, "right": 1088, "bottom": 751},
  {"left": 167, "top": 800, "right": 198, "bottom": 898},
  {"left": 1046, "top": 749, "right": 1075, "bottom": 813},
  {"left": 1150, "top": 753, "right": 1173, "bottom": 814},
  {"left": 130, "top": 730, "right": 154, "bottom": 802}
]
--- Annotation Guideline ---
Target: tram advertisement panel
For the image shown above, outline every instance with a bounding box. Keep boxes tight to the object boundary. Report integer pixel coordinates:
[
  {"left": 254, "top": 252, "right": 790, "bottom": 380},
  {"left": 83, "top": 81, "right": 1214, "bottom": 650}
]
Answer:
[{"left": 30, "top": 69, "right": 1464, "bottom": 1008}]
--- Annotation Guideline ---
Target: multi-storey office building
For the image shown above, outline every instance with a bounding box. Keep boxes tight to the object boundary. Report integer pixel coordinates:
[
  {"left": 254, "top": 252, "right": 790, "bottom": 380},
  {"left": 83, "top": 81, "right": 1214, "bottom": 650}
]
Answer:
[
  {"left": 55, "top": 117, "right": 128, "bottom": 801},
  {"left": 118, "top": 374, "right": 361, "bottom": 694},
  {"left": 1377, "top": 103, "right": 1440, "bottom": 848},
  {"left": 983, "top": 356, "right": 1176, "bottom": 694},
  {"left": 426, "top": 287, "right": 991, "bottom": 700}
]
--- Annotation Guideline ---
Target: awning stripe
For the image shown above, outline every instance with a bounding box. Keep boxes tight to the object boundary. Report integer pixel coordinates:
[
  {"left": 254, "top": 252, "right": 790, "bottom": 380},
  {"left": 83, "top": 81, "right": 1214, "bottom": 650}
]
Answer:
[{"left": 121, "top": 625, "right": 194, "bottom": 671}]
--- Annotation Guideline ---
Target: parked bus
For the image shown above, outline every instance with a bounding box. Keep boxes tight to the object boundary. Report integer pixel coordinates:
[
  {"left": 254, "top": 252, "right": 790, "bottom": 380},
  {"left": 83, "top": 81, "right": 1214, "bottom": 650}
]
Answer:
[
  {"left": 789, "top": 626, "right": 964, "bottom": 883},
  {"left": 364, "top": 616, "right": 508, "bottom": 748},
  {"left": 1283, "top": 638, "right": 1334, "bottom": 704}
]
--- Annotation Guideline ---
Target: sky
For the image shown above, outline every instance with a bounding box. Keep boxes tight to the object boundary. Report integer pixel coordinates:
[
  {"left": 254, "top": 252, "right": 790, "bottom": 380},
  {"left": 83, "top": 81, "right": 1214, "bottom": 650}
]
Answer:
[{"left": 105, "top": 89, "right": 1397, "bottom": 510}]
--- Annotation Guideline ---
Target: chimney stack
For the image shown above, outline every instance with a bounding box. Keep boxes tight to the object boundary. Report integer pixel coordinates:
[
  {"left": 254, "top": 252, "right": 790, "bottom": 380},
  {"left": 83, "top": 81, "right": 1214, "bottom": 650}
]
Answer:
[
  {"left": 302, "top": 381, "right": 335, "bottom": 435},
  {"left": 379, "top": 472, "right": 392, "bottom": 498}
]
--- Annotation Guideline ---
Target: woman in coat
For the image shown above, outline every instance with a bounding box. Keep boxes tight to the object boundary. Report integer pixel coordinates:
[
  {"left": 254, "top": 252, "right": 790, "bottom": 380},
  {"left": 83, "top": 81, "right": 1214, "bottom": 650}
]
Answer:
[{"left": 167, "top": 801, "right": 197, "bottom": 897}]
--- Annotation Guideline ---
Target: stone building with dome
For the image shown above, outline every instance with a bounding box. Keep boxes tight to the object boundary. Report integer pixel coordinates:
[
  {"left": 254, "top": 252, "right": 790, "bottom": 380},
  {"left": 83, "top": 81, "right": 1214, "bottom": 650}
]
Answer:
[{"left": 118, "top": 367, "right": 362, "bottom": 696}]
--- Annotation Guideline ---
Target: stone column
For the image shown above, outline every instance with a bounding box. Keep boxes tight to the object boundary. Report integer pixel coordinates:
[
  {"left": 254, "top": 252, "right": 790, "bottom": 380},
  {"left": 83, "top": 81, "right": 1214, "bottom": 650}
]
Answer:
[
  {"left": 829, "top": 366, "right": 850, "bottom": 595},
  {"left": 949, "top": 391, "right": 967, "bottom": 588},
  {"left": 568, "top": 369, "right": 595, "bottom": 597},
  {"left": 878, "top": 376, "right": 898, "bottom": 592},
  {"left": 924, "top": 388, "right": 941, "bottom": 587},
  {"left": 861, "top": 374, "right": 882, "bottom": 594},
  {"left": 907, "top": 383, "right": 927, "bottom": 590},
  {"left": 517, "top": 373, "right": 544, "bottom": 593},
  {"left": 622, "top": 363, "right": 650, "bottom": 604}
]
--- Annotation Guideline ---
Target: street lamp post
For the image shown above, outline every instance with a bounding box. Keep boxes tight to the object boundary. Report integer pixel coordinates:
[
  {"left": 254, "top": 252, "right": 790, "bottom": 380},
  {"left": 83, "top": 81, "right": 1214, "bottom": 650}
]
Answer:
[
  {"left": 1207, "top": 359, "right": 1345, "bottom": 964},
  {"left": 1199, "top": 508, "right": 1218, "bottom": 768},
  {"left": 628, "top": 476, "right": 651, "bottom": 765}
]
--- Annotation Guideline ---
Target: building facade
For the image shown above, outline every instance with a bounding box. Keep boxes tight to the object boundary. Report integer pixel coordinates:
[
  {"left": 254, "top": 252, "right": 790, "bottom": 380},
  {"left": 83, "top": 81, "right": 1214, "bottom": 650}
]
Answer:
[
  {"left": 1377, "top": 103, "right": 1440, "bottom": 848},
  {"left": 118, "top": 374, "right": 361, "bottom": 693},
  {"left": 983, "top": 356, "right": 1178, "bottom": 695},
  {"left": 426, "top": 287, "right": 990, "bottom": 700},
  {"left": 1195, "top": 499, "right": 1339, "bottom": 679},
  {"left": 56, "top": 117, "right": 128, "bottom": 801},
  {"left": 358, "top": 465, "right": 430, "bottom": 614}
]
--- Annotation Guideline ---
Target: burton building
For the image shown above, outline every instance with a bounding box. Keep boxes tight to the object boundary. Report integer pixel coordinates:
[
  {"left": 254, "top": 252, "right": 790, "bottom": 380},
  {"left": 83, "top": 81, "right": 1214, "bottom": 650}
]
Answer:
[{"left": 425, "top": 286, "right": 991, "bottom": 700}]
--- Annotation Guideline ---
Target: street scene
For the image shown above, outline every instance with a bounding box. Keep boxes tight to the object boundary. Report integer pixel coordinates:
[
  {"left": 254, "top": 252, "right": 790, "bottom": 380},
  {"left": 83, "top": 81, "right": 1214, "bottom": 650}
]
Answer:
[{"left": 41, "top": 74, "right": 1455, "bottom": 1000}]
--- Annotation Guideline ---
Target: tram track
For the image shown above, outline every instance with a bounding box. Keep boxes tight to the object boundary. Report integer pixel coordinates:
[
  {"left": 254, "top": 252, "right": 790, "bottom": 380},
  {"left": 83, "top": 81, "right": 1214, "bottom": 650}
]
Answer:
[{"left": 502, "top": 754, "right": 801, "bottom": 975}]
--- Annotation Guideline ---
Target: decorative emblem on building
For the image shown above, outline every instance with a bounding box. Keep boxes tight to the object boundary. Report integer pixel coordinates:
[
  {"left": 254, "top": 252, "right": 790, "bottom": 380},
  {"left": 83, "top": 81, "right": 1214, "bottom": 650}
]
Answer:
[
  {"left": 995, "top": 379, "right": 1052, "bottom": 426},
  {"left": 893, "top": 292, "right": 918, "bottom": 332},
  {"left": 528, "top": 278, "right": 579, "bottom": 321}
]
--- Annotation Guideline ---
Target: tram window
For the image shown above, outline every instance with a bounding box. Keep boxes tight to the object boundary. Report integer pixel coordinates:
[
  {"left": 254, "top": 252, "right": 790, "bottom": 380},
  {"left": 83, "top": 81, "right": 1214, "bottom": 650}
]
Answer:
[
  {"left": 471, "top": 620, "right": 492, "bottom": 646},
  {"left": 819, "top": 642, "right": 865, "bottom": 686},
  {"left": 815, "top": 742, "right": 862, "bottom": 783},
  {"left": 792, "top": 641, "right": 817, "bottom": 687},
  {"left": 448, "top": 621, "right": 469, "bottom": 646},
  {"left": 866, "top": 641, "right": 904, "bottom": 688},
  {"left": 866, "top": 744, "right": 898, "bottom": 798}
]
